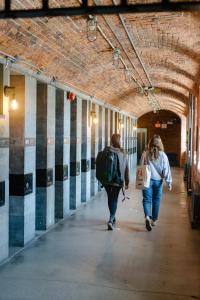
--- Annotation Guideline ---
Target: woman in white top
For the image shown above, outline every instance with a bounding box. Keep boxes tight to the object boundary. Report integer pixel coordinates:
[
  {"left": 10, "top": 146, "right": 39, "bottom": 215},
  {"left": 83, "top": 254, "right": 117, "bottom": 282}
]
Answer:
[{"left": 140, "top": 135, "right": 172, "bottom": 231}]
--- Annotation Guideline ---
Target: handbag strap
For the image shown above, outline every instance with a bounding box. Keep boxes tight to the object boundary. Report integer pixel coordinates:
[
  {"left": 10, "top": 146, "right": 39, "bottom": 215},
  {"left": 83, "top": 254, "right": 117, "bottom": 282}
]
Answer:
[{"left": 145, "top": 151, "right": 163, "bottom": 178}]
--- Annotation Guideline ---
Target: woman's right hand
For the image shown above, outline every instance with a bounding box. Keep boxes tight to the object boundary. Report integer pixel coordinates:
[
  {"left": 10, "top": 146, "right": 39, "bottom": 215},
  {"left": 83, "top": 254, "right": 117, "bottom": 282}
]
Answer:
[{"left": 168, "top": 183, "right": 172, "bottom": 191}]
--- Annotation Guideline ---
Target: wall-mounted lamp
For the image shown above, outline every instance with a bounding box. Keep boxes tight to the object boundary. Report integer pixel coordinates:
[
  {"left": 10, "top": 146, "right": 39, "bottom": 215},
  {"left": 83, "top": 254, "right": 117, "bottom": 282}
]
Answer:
[
  {"left": 87, "top": 16, "right": 97, "bottom": 42},
  {"left": 4, "top": 86, "right": 18, "bottom": 111},
  {"left": 90, "top": 110, "right": 98, "bottom": 125},
  {"left": 113, "top": 48, "right": 121, "bottom": 69},
  {"left": 125, "top": 69, "right": 132, "bottom": 83},
  {"left": 118, "top": 119, "right": 124, "bottom": 130},
  {"left": 133, "top": 125, "right": 137, "bottom": 130}
]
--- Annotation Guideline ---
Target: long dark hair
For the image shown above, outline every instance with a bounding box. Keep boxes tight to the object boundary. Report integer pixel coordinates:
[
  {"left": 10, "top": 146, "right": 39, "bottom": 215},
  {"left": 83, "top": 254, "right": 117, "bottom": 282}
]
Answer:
[
  {"left": 111, "top": 133, "right": 121, "bottom": 149},
  {"left": 147, "top": 134, "right": 164, "bottom": 160}
]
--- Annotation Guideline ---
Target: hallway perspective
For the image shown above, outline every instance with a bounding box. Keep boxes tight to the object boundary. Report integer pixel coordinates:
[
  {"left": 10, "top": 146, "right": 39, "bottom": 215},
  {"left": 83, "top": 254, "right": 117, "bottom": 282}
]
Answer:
[{"left": 0, "top": 168, "right": 199, "bottom": 300}]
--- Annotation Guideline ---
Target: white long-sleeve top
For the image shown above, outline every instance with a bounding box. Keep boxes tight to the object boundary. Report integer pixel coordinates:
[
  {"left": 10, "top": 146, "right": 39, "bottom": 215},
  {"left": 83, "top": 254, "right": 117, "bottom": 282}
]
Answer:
[{"left": 141, "top": 150, "right": 172, "bottom": 185}]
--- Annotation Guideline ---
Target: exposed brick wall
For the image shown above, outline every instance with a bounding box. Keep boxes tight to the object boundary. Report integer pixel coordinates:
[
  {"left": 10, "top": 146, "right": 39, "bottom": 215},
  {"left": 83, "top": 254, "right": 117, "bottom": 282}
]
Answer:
[
  {"left": 0, "top": 2, "right": 199, "bottom": 117},
  {"left": 138, "top": 110, "right": 181, "bottom": 166}
]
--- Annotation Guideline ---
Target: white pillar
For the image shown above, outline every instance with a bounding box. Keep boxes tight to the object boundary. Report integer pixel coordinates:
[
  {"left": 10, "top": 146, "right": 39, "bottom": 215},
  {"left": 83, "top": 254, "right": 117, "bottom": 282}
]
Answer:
[{"left": 0, "top": 64, "right": 9, "bottom": 261}]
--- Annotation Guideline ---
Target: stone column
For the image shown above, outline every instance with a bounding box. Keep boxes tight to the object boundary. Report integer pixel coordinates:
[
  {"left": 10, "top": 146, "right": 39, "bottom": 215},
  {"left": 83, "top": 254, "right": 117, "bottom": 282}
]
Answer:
[
  {"left": 36, "top": 83, "right": 55, "bottom": 230},
  {"left": 130, "top": 118, "right": 134, "bottom": 161},
  {"left": 122, "top": 114, "right": 126, "bottom": 150},
  {"left": 101, "top": 106, "right": 105, "bottom": 150},
  {"left": 70, "top": 97, "right": 82, "bottom": 209},
  {"left": 0, "top": 64, "right": 9, "bottom": 261},
  {"left": 91, "top": 103, "right": 99, "bottom": 196},
  {"left": 127, "top": 117, "right": 131, "bottom": 166},
  {"left": 105, "top": 108, "right": 110, "bottom": 147},
  {"left": 9, "top": 74, "right": 36, "bottom": 246},
  {"left": 110, "top": 110, "right": 113, "bottom": 139},
  {"left": 55, "top": 89, "right": 70, "bottom": 219},
  {"left": 134, "top": 118, "right": 138, "bottom": 168},
  {"left": 111, "top": 111, "right": 117, "bottom": 136},
  {"left": 81, "top": 100, "right": 91, "bottom": 203}
]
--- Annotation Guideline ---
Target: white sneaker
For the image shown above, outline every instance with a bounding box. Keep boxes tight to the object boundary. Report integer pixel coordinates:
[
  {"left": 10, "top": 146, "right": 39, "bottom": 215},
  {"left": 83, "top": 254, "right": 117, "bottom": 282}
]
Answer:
[{"left": 151, "top": 220, "right": 157, "bottom": 226}]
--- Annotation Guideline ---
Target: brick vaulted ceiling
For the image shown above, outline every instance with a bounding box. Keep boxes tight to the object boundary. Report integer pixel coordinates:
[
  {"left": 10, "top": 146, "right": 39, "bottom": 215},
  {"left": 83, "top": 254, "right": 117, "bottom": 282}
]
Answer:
[{"left": 0, "top": 1, "right": 199, "bottom": 117}]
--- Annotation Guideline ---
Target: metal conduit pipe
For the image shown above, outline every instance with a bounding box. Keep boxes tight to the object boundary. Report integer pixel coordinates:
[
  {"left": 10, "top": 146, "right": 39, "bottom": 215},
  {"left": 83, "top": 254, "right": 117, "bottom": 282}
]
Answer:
[
  {"left": 117, "top": 13, "right": 153, "bottom": 87},
  {"left": 79, "top": 0, "right": 158, "bottom": 110},
  {"left": 111, "top": 2, "right": 161, "bottom": 109},
  {"left": 93, "top": 0, "right": 145, "bottom": 86},
  {"left": 102, "top": 15, "right": 146, "bottom": 87},
  {"left": 97, "top": 25, "right": 144, "bottom": 91},
  {"left": 97, "top": 24, "right": 159, "bottom": 109}
]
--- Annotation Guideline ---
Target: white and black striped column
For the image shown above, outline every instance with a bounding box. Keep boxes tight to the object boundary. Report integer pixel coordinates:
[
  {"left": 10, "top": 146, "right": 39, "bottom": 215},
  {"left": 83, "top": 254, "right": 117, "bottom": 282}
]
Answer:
[
  {"left": 55, "top": 89, "right": 70, "bottom": 219},
  {"left": 70, "top": 96, "right": 81, "bottom": 209},
  {"left": 9, "top": 74, "right": 36, "bottom": 246},
  {"left": 91, "top": 103, "right": 99, "bottom": 196},
  {"left": 0, "top": 64, "right": 9, "bottom": 260},
  {"left": 105, "top": 108, "right": 110, "bottom": 147},
  {"left": 36, "top": 83, "right": 55, "bottom": 230},
  {"left": 81, "top": 100, "right": 91, "bottom": 203}
]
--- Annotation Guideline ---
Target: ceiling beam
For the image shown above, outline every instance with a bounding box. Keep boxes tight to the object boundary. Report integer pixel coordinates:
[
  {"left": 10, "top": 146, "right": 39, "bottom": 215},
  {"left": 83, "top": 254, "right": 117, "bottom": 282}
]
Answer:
[{"left": 1, "top": 2, "right": 200, "bottom": 19}]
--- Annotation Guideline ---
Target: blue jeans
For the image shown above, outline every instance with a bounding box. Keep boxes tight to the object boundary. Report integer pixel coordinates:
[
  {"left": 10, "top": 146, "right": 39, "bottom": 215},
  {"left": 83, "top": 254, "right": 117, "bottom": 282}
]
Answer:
[
  {"left": 142, "top": 179, "right": 163, "bottom": 221},
  {"left": 105, "top": 186, "right": 121, "bottom": 223}
]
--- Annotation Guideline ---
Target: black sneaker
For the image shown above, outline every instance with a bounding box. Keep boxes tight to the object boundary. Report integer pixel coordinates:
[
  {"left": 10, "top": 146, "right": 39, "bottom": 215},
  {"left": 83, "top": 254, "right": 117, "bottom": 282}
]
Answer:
[
  {"left": 108, "top": 222, "right": 114, "bottom": 230},
  {"left": 145, "top": 218, "right": 152, "bottom": 231}
]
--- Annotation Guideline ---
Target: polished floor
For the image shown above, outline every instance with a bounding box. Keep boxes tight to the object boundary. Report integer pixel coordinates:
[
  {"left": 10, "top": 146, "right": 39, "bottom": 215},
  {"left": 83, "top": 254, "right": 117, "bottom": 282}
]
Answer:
[{"left": 0, "top": 168, "right": 200, "bottom": 300}]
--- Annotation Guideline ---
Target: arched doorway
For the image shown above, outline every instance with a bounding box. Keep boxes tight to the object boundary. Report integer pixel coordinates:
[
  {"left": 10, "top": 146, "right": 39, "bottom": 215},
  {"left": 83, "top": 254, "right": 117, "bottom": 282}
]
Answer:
[{"left": 137, "top": 110, "right": 181, "bottom": 167}]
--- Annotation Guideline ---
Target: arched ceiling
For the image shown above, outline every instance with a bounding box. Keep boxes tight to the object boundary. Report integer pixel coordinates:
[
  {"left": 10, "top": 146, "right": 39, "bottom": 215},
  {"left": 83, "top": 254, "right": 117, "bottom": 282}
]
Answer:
[{"left": 0, "top": 0, "right": 199, "bottom": 117}]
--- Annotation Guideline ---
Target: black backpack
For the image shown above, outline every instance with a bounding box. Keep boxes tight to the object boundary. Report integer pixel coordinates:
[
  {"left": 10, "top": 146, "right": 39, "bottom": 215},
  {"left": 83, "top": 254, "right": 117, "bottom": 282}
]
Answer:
[{"left": 96, "top": 147, "right": 123, "bottom": 186}]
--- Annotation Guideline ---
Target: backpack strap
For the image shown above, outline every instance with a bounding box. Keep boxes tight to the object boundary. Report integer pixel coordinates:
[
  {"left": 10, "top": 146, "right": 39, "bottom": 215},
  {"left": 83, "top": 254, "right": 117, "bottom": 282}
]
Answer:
[{"left": 121, "top": 186, "right": 130, "bottom": 202}]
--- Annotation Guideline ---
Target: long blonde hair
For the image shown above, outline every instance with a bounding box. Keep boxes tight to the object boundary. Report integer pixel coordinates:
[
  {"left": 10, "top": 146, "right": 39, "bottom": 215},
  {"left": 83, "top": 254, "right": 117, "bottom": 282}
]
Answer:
[{"left": 147, "top": 135, "right": 164, "bottom": 160}]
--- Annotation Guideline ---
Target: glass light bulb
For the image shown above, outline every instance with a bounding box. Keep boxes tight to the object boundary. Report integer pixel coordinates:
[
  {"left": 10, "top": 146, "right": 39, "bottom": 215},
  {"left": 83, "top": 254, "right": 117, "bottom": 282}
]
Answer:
[
  {"left": 125, "top": 69, "right": 132, "bottom": 82},
  {"left": 87, "top": 17, "right": 97, "bottom": 42},
  {"left": 93, "top": 117, "right": 98, "bottom": 124},
  {"left": 113, "top": 48, "right": 120, "bottom": 69},
  {"left": 10, "top": 99, "right": 18, "bottom": 111}
]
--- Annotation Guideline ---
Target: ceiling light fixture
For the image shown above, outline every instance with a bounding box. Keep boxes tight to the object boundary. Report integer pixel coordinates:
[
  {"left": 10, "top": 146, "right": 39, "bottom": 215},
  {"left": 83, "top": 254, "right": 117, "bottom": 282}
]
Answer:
[
  {"left": 113, "top": 48, "right": 121, "bottom": 69},
  {"left": 87, "top": 16, "right": 97, "bottom": 42},
  {"left": 124, "top": 68, "right": 132, "bottom": 83}
]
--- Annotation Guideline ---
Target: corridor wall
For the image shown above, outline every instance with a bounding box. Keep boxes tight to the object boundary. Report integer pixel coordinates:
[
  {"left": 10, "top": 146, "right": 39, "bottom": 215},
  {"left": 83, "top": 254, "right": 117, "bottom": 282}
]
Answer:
[{"left": 0, "top": 61, "right": 137, "bottom": 264}]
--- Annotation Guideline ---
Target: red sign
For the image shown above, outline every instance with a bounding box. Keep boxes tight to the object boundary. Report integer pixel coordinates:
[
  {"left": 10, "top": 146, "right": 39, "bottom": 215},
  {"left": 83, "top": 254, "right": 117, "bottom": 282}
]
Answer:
[
  {"left": 67, "top": 92, "right": 76, "bottom": 102},
  {"left": 155, "top": 122, "right": 161, "bottom": 128}
]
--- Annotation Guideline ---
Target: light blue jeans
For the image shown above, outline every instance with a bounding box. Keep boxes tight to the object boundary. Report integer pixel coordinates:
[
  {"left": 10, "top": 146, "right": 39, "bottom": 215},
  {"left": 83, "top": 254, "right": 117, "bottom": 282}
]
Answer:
[{"left": 142, "top": 179, "right": 163, "bottom": 221}]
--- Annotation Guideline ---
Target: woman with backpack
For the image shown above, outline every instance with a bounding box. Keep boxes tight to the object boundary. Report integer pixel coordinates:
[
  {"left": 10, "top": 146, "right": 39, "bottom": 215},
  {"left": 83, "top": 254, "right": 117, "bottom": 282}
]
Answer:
[
  {"left": 140, "top": 134, "right": 172, "bottom": 231},
  {"left": 104, "top": 134, "right": 129, "bottom": 230}
]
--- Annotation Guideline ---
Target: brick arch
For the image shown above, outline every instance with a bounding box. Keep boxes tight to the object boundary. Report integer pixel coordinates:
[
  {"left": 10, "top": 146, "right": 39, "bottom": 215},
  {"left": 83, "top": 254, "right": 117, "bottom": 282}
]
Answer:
[
  {"left": 137, "top": 110, "right": 181, "bottom": 167},
  {"left": 153, "top": 87, "right": 188, "bottom": 103},
  {"left": 151, "top": 75, "right": 190, "bottom": 94},
  {"left": 137, "top": 105, "right": 185, "bottom": 119}
]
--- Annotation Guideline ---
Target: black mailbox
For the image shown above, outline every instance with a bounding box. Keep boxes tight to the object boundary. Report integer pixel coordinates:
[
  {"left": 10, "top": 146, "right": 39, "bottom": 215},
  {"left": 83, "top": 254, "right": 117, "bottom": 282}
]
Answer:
[
  {"left": 47, "top": 168, "right": 53, "bottom": 186},
  {"left": 9, "top": 174, "right": 33, "bottom": 196},
  {"left": 81, "top": 159, "right": 90, "bottom": 172},
  {"left": 24, "top": 173, "right": 33, "bottom": 195},
  {"left": 0, "top": 181, "right": 5, "bottom": 207},
  {"left": 70, "top": 162, "right": 80, "bottom": 176},
  {"left": 63, "top": 164, "right": 68, "bottom": 180}
]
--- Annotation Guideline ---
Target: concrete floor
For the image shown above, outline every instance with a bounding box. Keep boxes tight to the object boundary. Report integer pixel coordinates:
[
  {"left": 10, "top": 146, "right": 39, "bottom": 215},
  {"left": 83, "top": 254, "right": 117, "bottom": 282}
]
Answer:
[{"left": 0, "top": 168, "right": 200, "bottom": 300}]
